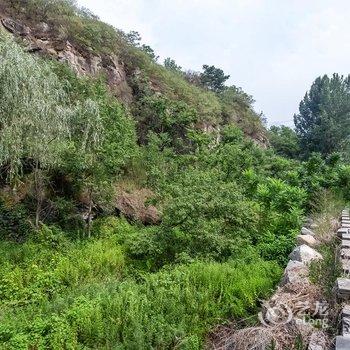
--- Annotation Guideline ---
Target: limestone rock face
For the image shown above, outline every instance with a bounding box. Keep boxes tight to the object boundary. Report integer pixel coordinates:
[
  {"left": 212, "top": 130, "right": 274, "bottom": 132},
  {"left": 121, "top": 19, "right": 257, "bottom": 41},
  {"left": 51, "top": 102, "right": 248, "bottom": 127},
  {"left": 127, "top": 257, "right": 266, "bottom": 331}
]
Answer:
[
  {"left": 289, "top": 245, "right": 322, "bottom": 264},
  {"left": 297, "top": 234, "right": 318, "bottom": 247},
  {"left": 0, "top": 16, "right": 133, "bottom": 103}
]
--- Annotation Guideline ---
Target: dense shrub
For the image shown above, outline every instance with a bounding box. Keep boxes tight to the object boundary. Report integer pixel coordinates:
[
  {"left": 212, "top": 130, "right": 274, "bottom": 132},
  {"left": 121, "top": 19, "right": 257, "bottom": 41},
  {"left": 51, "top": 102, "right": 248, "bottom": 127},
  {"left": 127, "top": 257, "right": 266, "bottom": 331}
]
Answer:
[
  {"left": 0, "top": 202, "right": 31, "bottom": 242},
  {"left": 0, "top": 257, "right": 280, "bottom": 350}
]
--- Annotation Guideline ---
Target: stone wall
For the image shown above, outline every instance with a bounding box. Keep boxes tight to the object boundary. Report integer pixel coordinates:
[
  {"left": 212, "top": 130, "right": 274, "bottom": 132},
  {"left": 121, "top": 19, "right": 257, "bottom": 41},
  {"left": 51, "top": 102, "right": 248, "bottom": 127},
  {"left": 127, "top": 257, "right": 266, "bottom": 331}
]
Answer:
[{"left": 335, "top": 208, "right": 350, "bottom": 349}]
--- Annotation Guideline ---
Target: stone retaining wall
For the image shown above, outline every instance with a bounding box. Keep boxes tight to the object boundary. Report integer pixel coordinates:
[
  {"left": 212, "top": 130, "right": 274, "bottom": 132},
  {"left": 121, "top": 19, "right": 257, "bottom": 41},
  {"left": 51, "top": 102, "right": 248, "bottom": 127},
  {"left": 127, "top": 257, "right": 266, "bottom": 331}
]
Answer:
[{"left": 336, "top": 208, "right": 350, "bottom": 349}]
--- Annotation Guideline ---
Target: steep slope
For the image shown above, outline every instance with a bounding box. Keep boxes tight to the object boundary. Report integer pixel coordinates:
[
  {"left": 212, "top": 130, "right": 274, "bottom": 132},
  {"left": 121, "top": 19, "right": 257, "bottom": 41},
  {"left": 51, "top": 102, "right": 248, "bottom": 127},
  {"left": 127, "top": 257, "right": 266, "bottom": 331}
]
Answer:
[{"left": 0, "top": 0, "right": 268, "bottom": 146}]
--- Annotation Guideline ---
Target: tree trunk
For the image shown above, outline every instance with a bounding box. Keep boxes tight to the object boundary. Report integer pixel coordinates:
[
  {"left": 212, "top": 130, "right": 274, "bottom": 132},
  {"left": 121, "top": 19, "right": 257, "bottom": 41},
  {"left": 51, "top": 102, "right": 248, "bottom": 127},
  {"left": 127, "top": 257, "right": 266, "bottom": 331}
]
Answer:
[
  {"left": 34, "top": 160, "right": 43, "bottom": 230},
  {"left": 87, "top": 187, "right": 93, "bottom": 238}
]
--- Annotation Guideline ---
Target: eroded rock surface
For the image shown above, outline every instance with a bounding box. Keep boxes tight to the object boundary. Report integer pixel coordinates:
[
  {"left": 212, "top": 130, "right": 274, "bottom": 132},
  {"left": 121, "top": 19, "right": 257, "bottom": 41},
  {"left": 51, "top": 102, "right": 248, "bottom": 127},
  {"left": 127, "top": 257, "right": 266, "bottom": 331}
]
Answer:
[
  {"left": 297, "top": 234, "right": 318, "bottom": 247},
  {"left": 116, "top": 189, "right": 161, "bottom": 225},
  {"left": 0, "top": 16, "right": 133, "bottom": 102},
  {"left": 280, "top": 260, "right": 309, "bottom": 286},
  {"left": 289, "top": 245, "right": 323, "bottom": 264}
]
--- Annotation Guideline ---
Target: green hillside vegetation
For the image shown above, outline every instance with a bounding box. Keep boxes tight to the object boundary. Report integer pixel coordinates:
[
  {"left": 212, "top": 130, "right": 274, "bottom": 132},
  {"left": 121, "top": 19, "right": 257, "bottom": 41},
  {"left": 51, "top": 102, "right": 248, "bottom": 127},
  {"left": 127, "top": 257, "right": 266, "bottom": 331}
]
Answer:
[
  {"left": 2, "top": 0, "right": 265, "bottom": 138},
  {"left": 0, "top": 1, "right": 350, "bottom": 349}
]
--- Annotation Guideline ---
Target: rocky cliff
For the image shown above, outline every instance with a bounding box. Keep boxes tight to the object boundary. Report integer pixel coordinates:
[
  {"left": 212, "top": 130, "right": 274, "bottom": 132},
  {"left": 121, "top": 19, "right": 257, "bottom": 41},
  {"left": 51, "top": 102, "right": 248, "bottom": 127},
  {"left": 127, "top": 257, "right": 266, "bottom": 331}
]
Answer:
[
  {"left": 0, "top": 2, "right": 268, "bottom": 147},
  {"left": 0, "top": 16, "right": 133, "bottom": 103}
]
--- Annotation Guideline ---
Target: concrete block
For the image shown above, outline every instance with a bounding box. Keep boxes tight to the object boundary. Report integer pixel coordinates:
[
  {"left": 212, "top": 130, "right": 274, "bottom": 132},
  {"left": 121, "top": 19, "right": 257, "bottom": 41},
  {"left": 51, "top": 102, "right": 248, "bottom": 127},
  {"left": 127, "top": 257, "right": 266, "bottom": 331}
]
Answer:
[
  {"left": 335, "top": 336, "right": 350, "bottom": 349},
  {"left": 338, "top": 228, "right": 350, "bottom": 238},
  {"left": 342, "top": 260, "right": 350, "bottom": 274},
  {"left": 337, "top": 278, "right": 350, "bottom": 298},
  {"left": 342, "top": 306, "right": 350, "bottom": 336},
  {"left": 343, "top": 305, "right": 350, "bottom": 317},
  {"left": 341, "top": 248, "right": 350, "bottom": 259}
]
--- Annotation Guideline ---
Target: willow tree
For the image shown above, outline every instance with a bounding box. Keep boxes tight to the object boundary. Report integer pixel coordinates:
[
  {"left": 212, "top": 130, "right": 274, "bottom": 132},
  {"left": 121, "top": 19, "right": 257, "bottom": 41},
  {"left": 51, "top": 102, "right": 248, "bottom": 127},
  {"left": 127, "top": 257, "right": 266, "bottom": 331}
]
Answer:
[
  {"left": 72, "top": 99, "right": 103, "bottom": 237},
  {"left": 0, "top": 35, "right": 69, "bottom": 228}
]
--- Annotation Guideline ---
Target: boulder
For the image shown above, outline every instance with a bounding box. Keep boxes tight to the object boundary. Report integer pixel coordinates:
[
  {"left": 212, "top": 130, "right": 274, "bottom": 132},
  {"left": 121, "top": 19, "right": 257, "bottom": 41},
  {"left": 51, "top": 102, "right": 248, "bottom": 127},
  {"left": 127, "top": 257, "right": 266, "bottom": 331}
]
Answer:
[
  {"left": 280, "top": 260, "right": 309, "bottom": 286},
  {"left": 301, "top": 227, "right": 316, "bottom": 236},
  {"left": 304, "top": 217, "right": 314, "bottom": 226},
  {"left": 289, "top": 245, "right": 322, "bottom": 264},
  {"left": 1, "top": 18, "right": 30, "bottom": 36},
  {"left": 34, "top": 22, "right": 50, "bottom": 37},
  {"left": 297, "top": 234, "right": 318, "bottom": 247},
  {"left": 116, "top": 189, "right": 161, "bottom": 225}
]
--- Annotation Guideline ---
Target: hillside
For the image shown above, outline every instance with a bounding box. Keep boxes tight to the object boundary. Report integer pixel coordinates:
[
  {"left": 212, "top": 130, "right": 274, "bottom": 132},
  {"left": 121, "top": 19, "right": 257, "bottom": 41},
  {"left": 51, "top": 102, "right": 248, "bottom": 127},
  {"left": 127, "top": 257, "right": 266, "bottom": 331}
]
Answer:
[
  {"left": 0, "top": 1, "right": 350, "bottom": 350},
  {"left": 0, "top": 0, "right": 268, "bottom": 146}
]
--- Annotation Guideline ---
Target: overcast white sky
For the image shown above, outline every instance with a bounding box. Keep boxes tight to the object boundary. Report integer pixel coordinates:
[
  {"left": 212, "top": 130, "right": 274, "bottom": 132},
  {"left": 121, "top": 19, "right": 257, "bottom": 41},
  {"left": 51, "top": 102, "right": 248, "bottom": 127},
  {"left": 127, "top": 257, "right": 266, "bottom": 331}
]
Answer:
[{"left": 76, "top": 0, "right": 350, "bottom": 126}]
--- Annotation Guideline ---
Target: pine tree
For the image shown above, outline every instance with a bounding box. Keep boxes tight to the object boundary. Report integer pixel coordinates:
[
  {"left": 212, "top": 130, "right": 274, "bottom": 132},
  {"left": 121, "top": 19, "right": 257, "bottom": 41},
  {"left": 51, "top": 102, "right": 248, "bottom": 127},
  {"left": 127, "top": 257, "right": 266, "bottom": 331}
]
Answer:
[
  {"left": 200, "top": 65, "right": 230, "bottom": 93},
  {"left": 294, "top": 74, "right": 350, "bottom": 157}
]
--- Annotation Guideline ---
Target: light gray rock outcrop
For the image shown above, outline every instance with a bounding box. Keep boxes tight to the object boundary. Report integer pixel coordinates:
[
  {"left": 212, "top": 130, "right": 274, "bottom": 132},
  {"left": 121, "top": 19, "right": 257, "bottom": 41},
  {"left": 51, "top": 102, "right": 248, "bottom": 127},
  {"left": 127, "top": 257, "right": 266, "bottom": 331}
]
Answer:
[
  {"left": 289, "top": 245, "right": 322, "bottom": 264},
  {"left": 297, "top": 234, "right": 318, "bottom": 247},
  {"left": 301, "top": 227, "right": 316, "bottom": 236},
  {"left": 280, "top": 260, "right": 309, "bottom": 286}
]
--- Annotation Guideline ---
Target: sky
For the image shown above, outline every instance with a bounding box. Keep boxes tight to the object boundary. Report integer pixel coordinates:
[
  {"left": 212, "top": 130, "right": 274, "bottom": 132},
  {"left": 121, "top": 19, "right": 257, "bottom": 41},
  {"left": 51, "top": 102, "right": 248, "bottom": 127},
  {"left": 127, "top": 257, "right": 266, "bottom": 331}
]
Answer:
[{"left": 76, "top": 0, "right": 350, "bottom": 126}]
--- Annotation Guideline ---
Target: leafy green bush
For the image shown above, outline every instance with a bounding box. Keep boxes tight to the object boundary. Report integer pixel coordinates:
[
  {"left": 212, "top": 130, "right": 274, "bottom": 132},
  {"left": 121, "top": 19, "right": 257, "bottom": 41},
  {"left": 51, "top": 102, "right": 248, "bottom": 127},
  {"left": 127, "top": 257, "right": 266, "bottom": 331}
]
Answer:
[{"left": 0, "top": 200, "right": 31, "bottom": 241}]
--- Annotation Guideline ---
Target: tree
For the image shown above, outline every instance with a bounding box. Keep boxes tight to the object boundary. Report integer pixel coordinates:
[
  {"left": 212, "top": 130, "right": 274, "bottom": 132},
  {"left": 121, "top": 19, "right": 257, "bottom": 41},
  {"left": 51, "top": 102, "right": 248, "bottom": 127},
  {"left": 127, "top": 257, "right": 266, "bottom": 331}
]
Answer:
[
  {"left": 164, "top": 57, "right": 182, "bottom": 72},
  {"left": 200, "top": 64, "right": 230, "bottom": 93},
  {"left": 294, "top": 74, "right": 350, "bottom": 158},
  {"left": 134, "top": 95, "right": 197, "bottom": 153},
  {"left": 141, "top": 44, "right": 159, "bottom": 61},
  {"left": 269, "top": 126, "right": 300, "bottom": 159},
  {"left": 0, "top": 35, "right": 70, "bottom": 228},
  {"left": 125, "top": 30, "right": 142, "bottom": 47},
  {"left": 72, "top": 99, "right": 104, "bottom": 237}
]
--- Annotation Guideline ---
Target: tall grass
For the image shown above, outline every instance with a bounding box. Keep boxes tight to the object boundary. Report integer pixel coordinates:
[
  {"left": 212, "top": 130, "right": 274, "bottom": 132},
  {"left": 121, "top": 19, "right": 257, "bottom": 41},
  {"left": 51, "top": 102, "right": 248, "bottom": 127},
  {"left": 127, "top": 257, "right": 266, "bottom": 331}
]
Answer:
[{"left": 0, "top": 238, "right": 280, "bottom": 349}]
